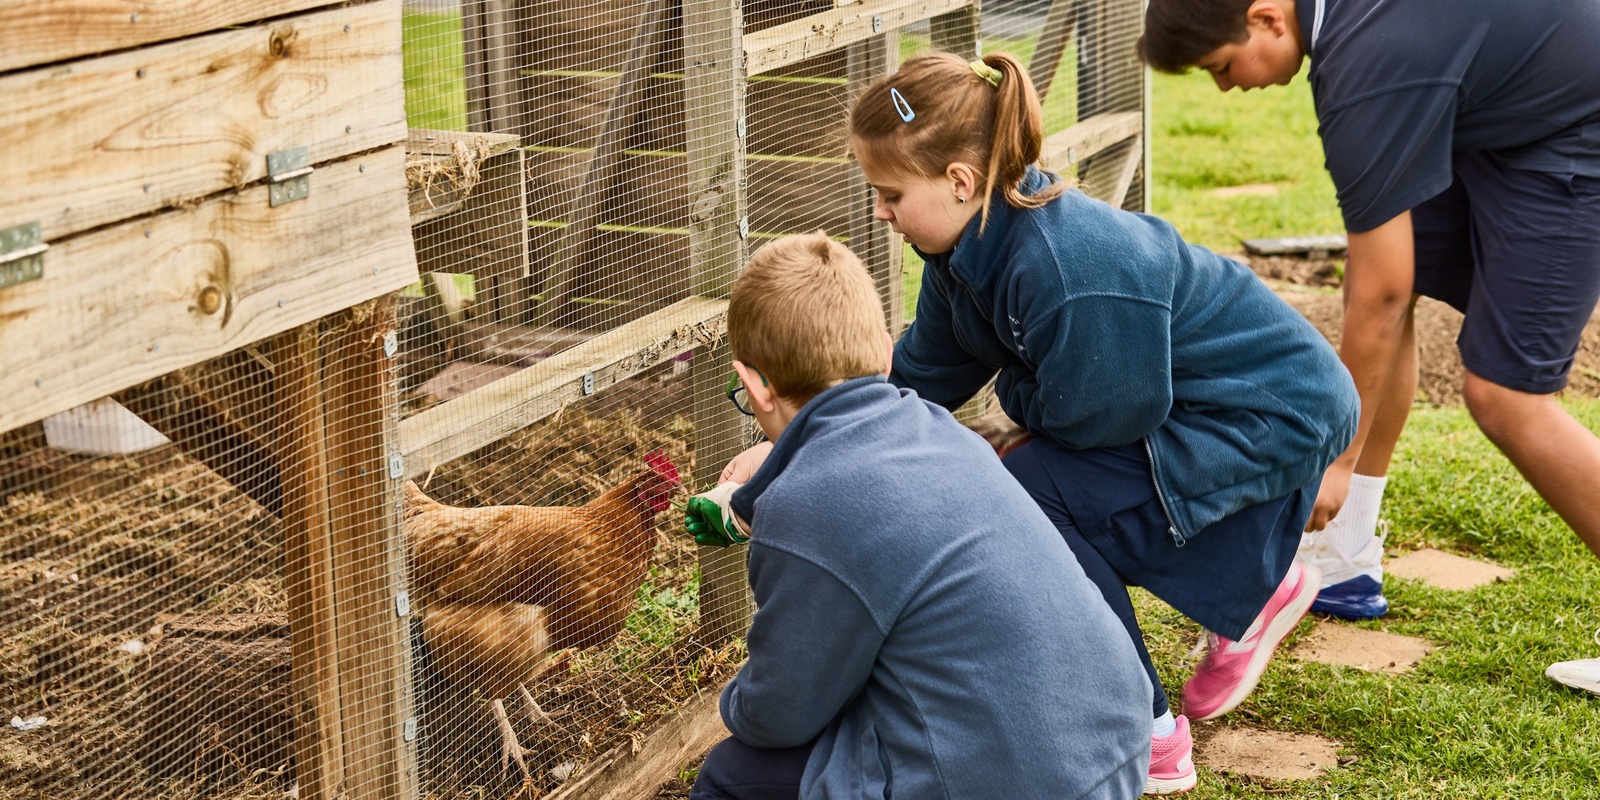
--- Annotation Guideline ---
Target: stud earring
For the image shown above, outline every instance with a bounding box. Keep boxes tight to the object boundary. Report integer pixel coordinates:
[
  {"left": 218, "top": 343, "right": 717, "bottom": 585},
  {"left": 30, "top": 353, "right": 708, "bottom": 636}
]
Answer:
[{"left": 957, "top": 196, "right": 967, "bottom": 204}]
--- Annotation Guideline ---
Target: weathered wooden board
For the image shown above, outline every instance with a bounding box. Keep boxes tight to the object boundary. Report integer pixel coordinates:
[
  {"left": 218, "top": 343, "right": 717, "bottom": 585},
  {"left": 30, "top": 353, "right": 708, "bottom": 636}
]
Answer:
[
  {"left": 0, "top": 0, "right": 342, "bottom": 74},
  {"left": 544, "top": 678, "right": 733, "bottom": 800},
  {"left": 0, "top": 0, "right": 405, "bottom": 243},
  {"left": 744, "top": 0, "right": 972, "bottom": 76},
  {"left": 0, "top": 147, "right": 419, "bottom": 434},
  {"left": 399, "top": 296, "right": 727, "bottom": 477},
  {"left": 1041, "top": 111, "right": 1143, "bottom": 171}
]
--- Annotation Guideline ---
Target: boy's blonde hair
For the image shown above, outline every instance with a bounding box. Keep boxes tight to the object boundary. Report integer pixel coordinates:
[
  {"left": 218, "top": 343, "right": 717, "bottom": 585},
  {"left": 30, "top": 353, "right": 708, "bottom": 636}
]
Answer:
[
  {"left": 849, "top": 51, "right": 1066, "bottom": 231},
  {"left": 728, "top": 232, "right": 887, "bottom": 406}
]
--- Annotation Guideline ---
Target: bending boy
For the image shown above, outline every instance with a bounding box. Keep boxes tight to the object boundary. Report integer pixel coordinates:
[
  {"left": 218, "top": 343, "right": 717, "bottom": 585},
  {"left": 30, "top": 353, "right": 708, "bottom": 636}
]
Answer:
[
  {"left": 1139, "top": 0, "right": 1600, "bottom": 691},
  {"left": 686, "top": 232, "right": 1152, "bottom": 799}
]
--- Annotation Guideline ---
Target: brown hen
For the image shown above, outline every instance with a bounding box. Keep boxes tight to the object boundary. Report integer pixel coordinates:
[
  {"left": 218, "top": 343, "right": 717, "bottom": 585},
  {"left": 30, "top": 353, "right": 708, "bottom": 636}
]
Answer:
[{"left": 404, "top": 449, "right": 682, "bottom": 780}]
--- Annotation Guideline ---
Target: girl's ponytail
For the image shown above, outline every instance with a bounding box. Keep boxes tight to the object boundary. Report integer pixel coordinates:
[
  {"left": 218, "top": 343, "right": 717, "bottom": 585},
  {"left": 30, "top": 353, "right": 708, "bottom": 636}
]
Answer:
[{"left": 977, "top": 53, "right": 1062, "bottom": 229}]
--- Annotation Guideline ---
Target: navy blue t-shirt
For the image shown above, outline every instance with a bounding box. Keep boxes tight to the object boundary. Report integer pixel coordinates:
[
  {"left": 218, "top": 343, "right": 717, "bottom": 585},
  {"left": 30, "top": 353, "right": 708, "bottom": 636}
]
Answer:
[{"left": 1300, "top": 0, "right": 1600, "bottom": 231}]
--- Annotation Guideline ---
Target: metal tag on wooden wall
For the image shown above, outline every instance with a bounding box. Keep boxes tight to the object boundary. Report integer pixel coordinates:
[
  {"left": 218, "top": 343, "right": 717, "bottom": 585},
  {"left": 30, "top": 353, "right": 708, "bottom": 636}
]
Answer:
[{"left": 0, "top": 221, "right": 46, "bottom": 290}]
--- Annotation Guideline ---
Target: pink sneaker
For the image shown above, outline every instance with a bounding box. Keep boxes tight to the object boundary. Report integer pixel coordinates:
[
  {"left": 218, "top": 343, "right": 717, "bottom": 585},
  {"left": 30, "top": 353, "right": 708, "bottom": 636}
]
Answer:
[
  {"left": 1181, "top": 561, "right": 1321, "bottom": 721},
  {"left": 1145, "top": 715, "right": 1197, "bottom": 794}
]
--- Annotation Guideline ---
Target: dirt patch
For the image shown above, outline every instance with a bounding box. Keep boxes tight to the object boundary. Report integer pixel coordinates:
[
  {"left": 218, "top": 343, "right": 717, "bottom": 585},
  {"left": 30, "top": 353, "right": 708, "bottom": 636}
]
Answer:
[
  {"left": 1386, "top": 548, "right": 1514, "bottom": 590},
  {"left": 1294, "top": 620, "right": 1433, "bottom": 673},
  {"left": 1196, "top": 726, "right": 1341, "bottom": 781},
  {"left": 1238, "top": 252, "right": 1600, "bottom": 406}
]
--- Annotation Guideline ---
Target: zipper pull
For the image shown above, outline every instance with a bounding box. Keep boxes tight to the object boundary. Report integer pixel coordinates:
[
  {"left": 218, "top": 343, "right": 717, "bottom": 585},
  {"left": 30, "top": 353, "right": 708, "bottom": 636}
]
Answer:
[{"left": 1170, "top": 527, "right": 1187, "bottom": 548}]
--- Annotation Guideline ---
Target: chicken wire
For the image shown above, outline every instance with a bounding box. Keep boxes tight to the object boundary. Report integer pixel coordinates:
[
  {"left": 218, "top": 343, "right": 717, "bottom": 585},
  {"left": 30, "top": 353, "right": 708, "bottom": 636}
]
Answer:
[{"left": 1, "top": 0, "right": 1144, "bottom": 797}]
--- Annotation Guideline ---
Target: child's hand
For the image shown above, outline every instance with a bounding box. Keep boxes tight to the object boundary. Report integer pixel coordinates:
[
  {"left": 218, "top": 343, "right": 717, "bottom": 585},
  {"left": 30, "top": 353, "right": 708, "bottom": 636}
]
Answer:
[
  {"left": 684, "top": 482, "right": 750, "bottom": 547},
  {"left": 721, "top": 441, "right": 774, "bottom": 484}
]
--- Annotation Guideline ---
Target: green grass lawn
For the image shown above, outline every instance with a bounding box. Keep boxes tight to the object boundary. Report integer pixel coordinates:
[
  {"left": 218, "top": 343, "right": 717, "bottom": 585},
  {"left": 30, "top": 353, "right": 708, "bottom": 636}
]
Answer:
[
  {"left": 1151, "top": 68, "right": 1343, "bottom": 252},
  {"left": 1135, "top": 399, "right": 1600, "bottom": 798}
]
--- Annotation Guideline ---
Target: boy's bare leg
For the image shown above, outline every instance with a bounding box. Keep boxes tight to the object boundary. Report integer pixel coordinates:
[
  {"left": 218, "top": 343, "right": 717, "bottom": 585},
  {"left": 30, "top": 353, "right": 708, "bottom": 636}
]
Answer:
[
  {"left": 1463, "top": 372, "right": 1600, "bottom": 557},
  {"left": 1351, "top": 298, "right": 1422, "bottom": 478}
]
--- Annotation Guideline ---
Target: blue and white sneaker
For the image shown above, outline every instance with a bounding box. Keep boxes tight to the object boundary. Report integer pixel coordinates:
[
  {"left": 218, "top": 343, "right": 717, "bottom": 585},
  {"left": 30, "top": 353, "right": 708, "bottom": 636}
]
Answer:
[{"left": 1296, "top": 524, "right": 1389, "bottom": 620}]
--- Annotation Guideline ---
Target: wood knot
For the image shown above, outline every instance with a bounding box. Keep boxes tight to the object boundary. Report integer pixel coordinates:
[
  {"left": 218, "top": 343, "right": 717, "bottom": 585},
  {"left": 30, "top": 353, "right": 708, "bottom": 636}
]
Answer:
[
  {"left": 267, "top": 27, "right": 296, "bottom": 60},
  {"left": 198, "top": 285, "right": 223, "bottom": 315}
]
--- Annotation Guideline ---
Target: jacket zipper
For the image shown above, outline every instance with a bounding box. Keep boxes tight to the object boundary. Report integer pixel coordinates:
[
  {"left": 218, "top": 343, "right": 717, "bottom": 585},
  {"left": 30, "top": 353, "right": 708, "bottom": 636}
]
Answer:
[{"left": 1143, "top": 437, "right": 1187, "bottom": 547}]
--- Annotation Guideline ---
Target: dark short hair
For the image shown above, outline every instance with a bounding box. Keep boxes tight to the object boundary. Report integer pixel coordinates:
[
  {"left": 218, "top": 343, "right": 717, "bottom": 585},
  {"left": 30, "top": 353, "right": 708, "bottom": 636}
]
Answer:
[{"left": 1138, "top": 0, "right": 1255, "bottom": 74}]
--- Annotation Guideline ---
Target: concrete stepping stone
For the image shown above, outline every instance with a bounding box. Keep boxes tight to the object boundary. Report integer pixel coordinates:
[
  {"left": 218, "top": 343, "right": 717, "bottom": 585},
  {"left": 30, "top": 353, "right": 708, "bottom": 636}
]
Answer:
[
  {"left": 1386, "top": 548, "right": 1513, "bottom": 590},
  {"left": 1294, "top": 620, "right": 1433, "bottom": 673},
  {"left": 1197, "top": 727, "right": 1341, "bottom": 781}
]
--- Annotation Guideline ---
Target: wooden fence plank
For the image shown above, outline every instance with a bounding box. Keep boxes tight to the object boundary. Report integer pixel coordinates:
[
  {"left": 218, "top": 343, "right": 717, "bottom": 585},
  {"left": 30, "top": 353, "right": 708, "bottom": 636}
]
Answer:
[
  {"left": 1040, "top": 110, "right": 1142, "bottom": 172},
  {"left": 0, "top": 0, "right": 340, "bottom": 74},
  {"left": 744, "top": 0, "right": 972, "bottom": 76},
  {"left": 0, "top": 0, "right": 405, "bottom": 243},
  {"left": 0, "top": 147, "right": 419, "bottom": 434},
  {"left": 399, "top": 296, "right": 728, "bottom": 477},
  {"left": 544, "top": 679, "right": 732, "bottom": 800}
]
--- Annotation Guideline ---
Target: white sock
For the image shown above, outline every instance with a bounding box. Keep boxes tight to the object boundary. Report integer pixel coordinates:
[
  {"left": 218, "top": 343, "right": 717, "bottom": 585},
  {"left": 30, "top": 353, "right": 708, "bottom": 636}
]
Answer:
[
  {"left": 1153, "top": 710, "right": 1177, "bottom": 738},
  {"left": 1329, "top": 473, "right": 1387, "bottom": 558}
]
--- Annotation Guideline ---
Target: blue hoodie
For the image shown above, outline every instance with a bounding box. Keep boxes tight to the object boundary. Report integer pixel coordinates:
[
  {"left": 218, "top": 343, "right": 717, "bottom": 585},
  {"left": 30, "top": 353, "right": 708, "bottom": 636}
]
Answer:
[
  {"left": 726, "top": 376, "right": 1151, "bottom": 800},
  {"left": 891, "top": 168, "right": 1360, "bottom": 542}
]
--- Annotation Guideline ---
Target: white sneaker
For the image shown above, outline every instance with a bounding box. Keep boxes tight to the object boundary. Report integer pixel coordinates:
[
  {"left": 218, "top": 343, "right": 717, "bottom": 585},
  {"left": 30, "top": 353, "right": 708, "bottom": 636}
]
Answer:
[
  {"left": 1546, "top": 658, "right": 1600, "bottom": 695},
  {"left": 1296, "top": 521, "right": 1388, "bottom": 619}
]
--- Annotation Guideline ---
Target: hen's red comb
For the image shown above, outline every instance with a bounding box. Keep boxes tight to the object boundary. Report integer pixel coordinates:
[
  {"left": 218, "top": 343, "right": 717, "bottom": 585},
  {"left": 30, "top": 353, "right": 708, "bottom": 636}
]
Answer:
[{"left": 643, "top": 449, "right": 680, "bottom": 483}]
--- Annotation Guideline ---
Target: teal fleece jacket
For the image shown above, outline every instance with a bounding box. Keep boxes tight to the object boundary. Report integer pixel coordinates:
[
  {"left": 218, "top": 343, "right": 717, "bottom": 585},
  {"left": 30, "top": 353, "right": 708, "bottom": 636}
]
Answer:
[
  {"left": 725, "top": 377, "right": 1151, "bottom": 800},
  {"left": 891, "top": 169, "right": 1360, "bottom": 542}
]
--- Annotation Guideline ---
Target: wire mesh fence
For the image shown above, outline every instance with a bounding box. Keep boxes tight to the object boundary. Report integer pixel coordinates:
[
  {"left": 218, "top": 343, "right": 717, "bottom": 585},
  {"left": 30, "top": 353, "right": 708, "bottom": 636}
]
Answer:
[{"left": 2, "top": 0, "right": 1145, "bottom": 797}]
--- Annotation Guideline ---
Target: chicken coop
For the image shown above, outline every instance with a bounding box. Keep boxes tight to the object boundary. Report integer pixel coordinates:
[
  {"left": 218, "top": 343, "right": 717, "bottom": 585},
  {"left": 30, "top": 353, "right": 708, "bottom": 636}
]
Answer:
[{"left": 0, "top": 0, "right": 1147, "bottom": 798}]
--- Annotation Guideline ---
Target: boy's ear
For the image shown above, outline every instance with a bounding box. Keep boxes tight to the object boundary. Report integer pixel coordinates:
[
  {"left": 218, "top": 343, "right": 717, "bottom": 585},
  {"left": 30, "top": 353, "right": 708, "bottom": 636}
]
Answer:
[
  {"left": 1246, "top": 0, "right": 1290, "bottom": 35},
  {"left": 883, "top": 330, "right": 894, "bottom": 377},
  {"left": 732, "top": 360, "right": 778, "bottom": 414}
]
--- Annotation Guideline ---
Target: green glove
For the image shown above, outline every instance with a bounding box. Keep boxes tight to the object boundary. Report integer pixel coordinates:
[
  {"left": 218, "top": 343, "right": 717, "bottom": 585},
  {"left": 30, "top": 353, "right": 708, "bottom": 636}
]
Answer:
[{"left": 684, "top": 482, "right": 749, "bottom": 547}]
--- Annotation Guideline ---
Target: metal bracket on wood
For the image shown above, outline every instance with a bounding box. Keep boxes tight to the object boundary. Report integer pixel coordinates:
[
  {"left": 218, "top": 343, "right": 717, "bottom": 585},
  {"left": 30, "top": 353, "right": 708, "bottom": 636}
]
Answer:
[
  {"left": 395, "top": 590, "right": 411, "bottom": 618},
  {"left": 267, "top": 147, "right": 313, "bottom": 207},
  {"left": 582, "top": 372, "right": 596, "bottom": 395},
  {"left": 403, "top": 717, "right": 418, "bottom": 742},
  {"left": 0, "top": 222, "right": 46, "bottom": 290},
  {"left": 388, "top": 454, "right": 405, "bottom": 480}
]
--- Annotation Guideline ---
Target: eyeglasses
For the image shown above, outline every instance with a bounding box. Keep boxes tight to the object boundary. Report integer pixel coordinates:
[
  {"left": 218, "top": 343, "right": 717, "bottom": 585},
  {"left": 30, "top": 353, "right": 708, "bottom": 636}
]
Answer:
[{"left": 726, "top": 374, "right": 755, "bottom": 416}]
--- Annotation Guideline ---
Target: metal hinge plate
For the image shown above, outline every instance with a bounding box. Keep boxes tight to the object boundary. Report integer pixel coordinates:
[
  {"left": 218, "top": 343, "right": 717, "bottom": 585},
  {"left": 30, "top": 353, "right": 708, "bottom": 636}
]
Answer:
[
  {"left": 0, "top": 222, "right": 46, "bottom": 291},
  {"left": 267, "top": 147, "right": 313, "bottom": 207}
]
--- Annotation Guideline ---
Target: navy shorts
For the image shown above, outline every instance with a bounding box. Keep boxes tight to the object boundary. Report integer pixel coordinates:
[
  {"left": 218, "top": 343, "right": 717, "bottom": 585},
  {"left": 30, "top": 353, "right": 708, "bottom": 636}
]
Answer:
[{"left": 1412, "top": 150, "right": 1600, "bottom": 394}]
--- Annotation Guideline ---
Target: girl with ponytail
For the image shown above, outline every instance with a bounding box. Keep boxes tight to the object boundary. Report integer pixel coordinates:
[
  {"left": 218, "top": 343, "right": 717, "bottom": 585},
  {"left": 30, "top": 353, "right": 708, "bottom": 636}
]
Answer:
[{"left": 849, "top": 51, "right": 1360, "bottom": 795}]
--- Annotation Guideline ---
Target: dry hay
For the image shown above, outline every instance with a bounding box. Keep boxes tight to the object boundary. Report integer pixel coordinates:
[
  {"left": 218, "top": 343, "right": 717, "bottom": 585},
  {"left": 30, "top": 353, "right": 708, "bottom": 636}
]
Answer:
[{"left": 0, "top": 445, "right": 285, "bottom": 798}]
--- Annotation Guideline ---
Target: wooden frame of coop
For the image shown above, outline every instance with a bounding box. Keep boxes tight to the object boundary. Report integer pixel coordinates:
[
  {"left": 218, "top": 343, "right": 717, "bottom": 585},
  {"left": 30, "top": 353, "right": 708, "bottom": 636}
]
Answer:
[{"left": 0, "top": 0, "right": 1148, "bottom": 797}]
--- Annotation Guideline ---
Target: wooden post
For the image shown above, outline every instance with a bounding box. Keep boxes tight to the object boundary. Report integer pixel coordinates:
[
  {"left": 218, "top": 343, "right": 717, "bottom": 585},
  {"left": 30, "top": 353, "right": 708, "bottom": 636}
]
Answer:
[
  {"left": 277, "top": 298, "right": 417, "bottom": 800},
  {"left": 848, "top": 33, "right": 905, "bottom": 334},
  {"left": 684, "top": 0, "right": 754, "bottom": 644},
  {"left": 463, "top": 0, "right": 521, "bottom": 135},
  {"left": 1077, "top": 0, "right": 1147, "bottom": 211},
  {"left": 278, "top": 325, "right": 348, "bottom": 800},
  {"left": 323, "top": 297, "right": 417, "bottom": 799}
]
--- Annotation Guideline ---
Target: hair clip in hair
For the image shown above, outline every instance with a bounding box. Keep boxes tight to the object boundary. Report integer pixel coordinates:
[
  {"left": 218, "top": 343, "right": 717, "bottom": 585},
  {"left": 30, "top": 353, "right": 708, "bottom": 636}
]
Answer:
[
  {"left": 970, "top": 59, "right": 1002, "bottom": 87},
  {"left": 890, "top": 87, "right": 915, "bottom": 122}
]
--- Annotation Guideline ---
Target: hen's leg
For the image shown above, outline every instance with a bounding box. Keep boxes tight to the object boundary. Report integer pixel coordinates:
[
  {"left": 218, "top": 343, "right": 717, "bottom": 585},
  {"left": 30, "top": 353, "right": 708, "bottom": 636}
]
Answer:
[
  {"left": 518, "top": 684, "right": 561, "bottom": 725},
  {"left": 490, "top": 698, "right": 532, "bottom": 782}
]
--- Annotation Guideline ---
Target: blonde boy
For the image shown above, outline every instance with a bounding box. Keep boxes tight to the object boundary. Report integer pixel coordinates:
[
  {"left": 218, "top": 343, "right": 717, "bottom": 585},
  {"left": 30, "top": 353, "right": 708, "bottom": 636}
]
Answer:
[{"left": 686, "top": 232, "right": 1151, "bottom": 800}]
